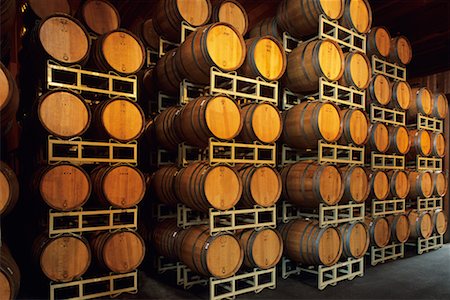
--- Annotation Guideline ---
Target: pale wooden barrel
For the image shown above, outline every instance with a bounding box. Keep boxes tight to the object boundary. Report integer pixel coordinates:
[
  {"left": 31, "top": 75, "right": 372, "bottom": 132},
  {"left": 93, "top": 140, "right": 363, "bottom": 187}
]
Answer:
[
  {"left": 0, "top": 161, "right": 19, "bottom": 216},
  {"left": 387, "top": 170, "right": 410, "bottom": 199},
  {"left": 432, "top": 172, "right": 448, "bottom": 197},
  {"left": 408, "top": 129, "right": 432, "bottom": 158},
  {"left": 386, "top": 213, "right": 410, "bottom": 243},
  {"left": 248, "top": 17, "right": 282, "bottom": 42},
  {"left": 364, "top": 216, "right": 390, "bottom": 248},
  {"left": 153, "top": 106, "right": 183, "bottom": 151},
  {"left": 432, "top": 209, "right": 448, "bottom": 235},
  {"left": 367, "top": 123, "right": 390, "bottom": 153},
  {"left": 174, "top": 161, "right": 242, "bottom": 211},
  {"left": 0, "top": 244, "right": 20, "bottom": 300},
  {"left": 338, "top": 108, "right": 369, "bottom": 146},
  {"left": 367, "top": 74, "right": 392, "bottom": 107},
  {"left": 408, "top": 171, "right": 433, "bottom": 199},
  {"left": 387, "top": 125, "right": 410, "bottom": 155},
  {"left": 211, "top": 0, "right": 248, "bottom": 35},
  {"left": 390, "top": 81, "right": 412, "bottom": 110},
  {"left": 389, "top": 36, "right": 412, "bottom": 65},
  {"left": 431, "top": 93, "right": 448, "bottom": 119},
  {"left": 339, "top": 221, "right": 369, "bottom": 259},
  {"left": 26, "top": 0, "right": 71, "bottom": 20},
  {"left": 130, "top": 19, "right": 160, "bottom": 52},
  {"left": 283, "top": 39, "right": 344, "bottom": 93},
  {"left": 152, "top": 219, "right": 186, "bottom": 259},
  {"left": 407, "top": 209, "right": 433, "bottom": 240},
  {"left": 281, "top": 162, "right": 344, "bottom": 207},
  {"left": 408, "top": 87, "right": 433, "bottom": 121},
  {"left": 366, "top": 26, "right": 391, "bottom": 59},
  {"left": 0, "top": 62, "right": 19, "bottom": 137},
  {"left": 79, "top": 0, "right": 120, "bottom": 35},
  {"left": 238, "top": 228, "right": 283, "bottom": 269},
  {"left": 340, "top": 0, "right": 372, "bottom": 34},
  {"left": 239, "top": 36, "right": 286, "bottom": 81},
  {"left": 339, "top": 51, "right": 372, "bottom": 89},
  {"left": 368, "top": 170, "right": 390, "bottom": 201},
  {"left": 151, "top": 165, "right": 179, "bottom": 207},
  {"left": 340, "top": 165, "right": 369, "bottom": 204},
  {"left": 238, "top": 103, "right": 282, "bottom": 144},
  {"left": 430, "top": 132, "right": 446, "bottom": 158},
  {"left": 179, "top": 225, "right": 243, "bottom": 278},
  {"left": 280, "top": 219, "right": 342, "bottom": 266},
  {"left": 282, "top": 101, "right": 342, "bottom": 149},
  {"left": 155, "top": 48, "right": 184, "bottom": 95},
  {"left": 277, "top": 0, "right": 344, "bottom": 39}
]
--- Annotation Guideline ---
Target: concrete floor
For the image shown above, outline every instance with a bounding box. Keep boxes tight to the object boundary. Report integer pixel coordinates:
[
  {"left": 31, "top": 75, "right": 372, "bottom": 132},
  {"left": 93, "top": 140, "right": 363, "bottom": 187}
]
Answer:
[{"left": 133, "top": 244, "right": 450, "bottom": 299}]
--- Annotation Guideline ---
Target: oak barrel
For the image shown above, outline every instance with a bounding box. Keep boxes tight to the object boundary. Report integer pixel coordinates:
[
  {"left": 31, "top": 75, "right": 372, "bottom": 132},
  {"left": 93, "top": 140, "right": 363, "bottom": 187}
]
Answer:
[
  {"left": 280, "top": 219, "right": 342, "bottom": 266},
  {"left": 431, "top": 93, "right": 448, "bottom": 119},
  {"left": 238, "top": 102, "right": 282, "bottom": 144},
  {"left": 152, "top": 219, "right": 186, "bottom": 259},
  {"left": 408, "top": 129, "right": 432, "bottom": 158},
  {"left": 366, "top": 74, "right": 391, "bottom": 107},
  {"left": 155, "top": 48, "right": 184, "bottom": 95},
  {"left": 0, "top": 244, "right": 20, "bottom": 300},
  {"left": 387, "top": 170, "right": 410, "bottom": 199},
  {"left": 0, "top": 161, "right": 19, "bottom": 216},
  {"left": 366, "top": 26, "right": 391, "bottom": 59},
  {"left": 389, "top": 36, "right": 412, "bottom": 65},
  {"left": 151, "top": 165, "right": 179, "bottom": 207},
  {"left": 408, "top": 87, "right": 433, "bottom": 121},
  {"left": 283, "top": 39, "right": 344, "bottom": 93},
  {"left": 174, "top": 161, "right": 242, "bottom": 211},
  {"left": 26, "top": 0, "right": 71, "bottom": 20},
  {"left": 407, "top": 209, "right": 433, "bottom": 240},
  {"left": 340, "top": 165, "right": 369, "bottom": 203},
  {"left": 386, "top": 213, "right": 410, "bottom": 243},
  {"left": 364, "top": 216, "right": 390, "bottom": 248},
  {"left": 238, "top": 228, "right": 283, "bottom": 269},
  {"left": 431, "top": 209, "right": 448, "bottom": 235},
  {"left": 282, "top": 101, "right": 343, "bottom": 149},
  {"left": 387, "top": 125, "right": 410, "bottom": 155},
  {"left": 340, "top": 0, "right": 372, "bottom": 34},
  {"left": 432, "top": 172, "right": 448, "bottom": 197},
  {"left": 390, "top": 81, "right": 412, "bottom": 110},
  {"left": 179, "top": 225, "right": 243, "bottom": 278},
  {"left": 0, "top": 51, "right": 18, "bottom": 135},
  {"left": 430, "top": 132, "right": 446, "bottom": 158},
  {"left": 131, "top": 19, "right": 160, "bottom": 51},
  {"left": 368, "top": 170, "right": 390, "bottom": 201},
  {"left": 211, "top": 0, "right": 248, "bottom": 35},
  {"left": 408, "top": 171, "right": 433, "bottom": 199},
  {"left": 248, "top": 17, "right": 282, "bottom": 42},
  {"left": 153, "top": 106, "right": 183, "bottom": 150},
  {"left": 367, "top": 123, "right": 390, "bottom": 153},
  {"left": 338, "top": 108, "right": 369, "bottom": 146},
  {"left": 339, "top": 221, "right": 369, "bottom": 259},
  {"left": 339, "top": 51, "right": 371, "bottom": 89},
  {"left": 281, "top": 162, "right": 344, "bottom": 207},
  {"left": 79, "top": 0, "right": 120, "bottom": 35}
]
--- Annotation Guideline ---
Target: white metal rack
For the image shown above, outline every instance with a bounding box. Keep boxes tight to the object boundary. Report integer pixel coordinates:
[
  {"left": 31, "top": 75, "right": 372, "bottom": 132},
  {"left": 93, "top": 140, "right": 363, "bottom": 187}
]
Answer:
[
  {"left": 371, "top": 56, "right": 407, "bottom": 81},
  {"left": 415, "top": 235, "right": 444, "bottom": 254},
  {"left": 369, "top": 104, "right": 406, "bottom": 126},
  {"left": 414, "top": 156, "right": 442, "bottom": 171},
  {"left": 370, "top": 153, "right": 405, "bottom": 170},
  {"left": 369, "top": 243, "right": 405, "bottom": 266},
  {"left": 414, "top": 114, "right": 444, "bottom": 132},
  {"left": 416, "top": 197, "right": 443, "bottom": 211},
  {"left": 370, "top": 199, "right": 406, "bottom": 216}
]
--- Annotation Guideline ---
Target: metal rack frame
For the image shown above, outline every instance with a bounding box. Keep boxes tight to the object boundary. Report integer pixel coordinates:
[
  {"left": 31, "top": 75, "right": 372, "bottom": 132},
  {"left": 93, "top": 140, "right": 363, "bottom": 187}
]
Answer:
[
  {"left": 415, "top": 156, "right": 442, "bottom": 171},
  {"left": 416, "top": 197, "right": 443, "bottom": 211},
  {"left": 370, "top": 199, "right": 406, "bottom": 216},
  {"left": 415, "top": 235, "right": 444, "bottom": 254},
  {"left": 157, "top": 92, "right": 179, "bottom": 113},
  {"left": 415, "top": 114, "right": 444, "bottom": 132},
  {"left": 152, "top": 203, "right": 177, "bottom": 221},
  {"left": 369, "top": 104, "right": 406, "bottom": 126},
  {"left": 369, "top": 243, "right": 405, "bottom": 266},
  {"left": 371, "top": 56, "right": 407, "bottom": 81},
  {"left": 370, "top": 153, "right": 405, "bottom": 170}
]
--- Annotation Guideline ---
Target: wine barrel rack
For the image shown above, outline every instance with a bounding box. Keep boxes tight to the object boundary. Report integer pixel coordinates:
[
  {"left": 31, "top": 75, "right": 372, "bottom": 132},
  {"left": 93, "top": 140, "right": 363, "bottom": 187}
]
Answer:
[{"left": 371, "top": 56, "right": 407, "bottom": 82}]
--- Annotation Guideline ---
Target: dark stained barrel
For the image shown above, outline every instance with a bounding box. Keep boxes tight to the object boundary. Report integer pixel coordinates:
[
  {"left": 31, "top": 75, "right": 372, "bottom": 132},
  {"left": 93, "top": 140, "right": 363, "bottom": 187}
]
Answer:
[
  {"left": 238, "top": 228, "right": 283, "bottom": 269},
  {"left": 0, "top": 161, "right": 19, "bottom": 216}
]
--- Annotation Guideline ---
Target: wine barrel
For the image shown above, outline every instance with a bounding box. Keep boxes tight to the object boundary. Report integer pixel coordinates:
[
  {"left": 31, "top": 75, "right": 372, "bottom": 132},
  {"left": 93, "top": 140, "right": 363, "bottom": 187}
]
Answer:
[
  {"left": 131, "top": 19, "right": 160, "bottom": 51},
  {"left": 239, "top": 36, "right": 286, "bottom": 81},
  {"left": 366, "top": 74, "right": 392, "bottom": 107},
  {"left": 0, "top": 161, "right": 19, "bottom": 216},
  {"left": 364, "top": 216, "right": 390, "bottom": 248},
  {"left": 238, "top": 228, "right": 283, "bottom": 269},
  {"left": 0, "top": 244, "right": 20, "bottom": 300},
  {"left": 33, "top": 163, "right": 91, "bottom": 211},
  {"left": 176, "top": 22, "right": 246, "bottom": 85},
  {"left": 407, "top": 209, "right": 433, "bottom": 240},
  {"left": 25, "top": 0, "right": 71, "bottom": 20},
  {"left": 340, "top": 0, "right": 372, "bottom": 34},
  {"left": 179, "top": 225, "right": 243, "bottom": 278},
  {"left": 367, "top": 123, "right": 390, "bottom": 153},
  {"left": 152, "top": 219, "right": 186, "bottom": 259},
  {"left": 280, "top": 219, "right": 342, "bottom": 266},
  {"left": 431, "top": 93, "right": 448, "bottom": 119},
  {"left": 92, "top": 29, "right": 145, "bottom": 75},
  {"left": 431, "top": 209, "right": 448, "bottom": 235},
  {"left": 366, "top": 26, "right": 391, "bottom": 59},
  {"left": 93, "top": 98, "right": 145, "bottom": 142},
  {"left": 408, "top": 129, "right": 432, "bottom": 158},
  {"left": 153, "top": 106, "right": 183, "bottom": 150},
  {"left": 387, "top": 125, "right": 410, "bottom": 155},
  {"left": 408, "top": 171, "right": 433, "bottom": 199},
  {"left": 339, "top": 221, "right": 369, "bottom": 259},
  {"left": 408, "top": 87, "right": 433, "bottom": 121},
  {"left": 151, "top": 165, "right": 179, "bottom": 207},
  {"left": 1, "top": 0, "right": 15, "bottom": 38},
  {"left": 390, "top": 81, "right": 412, "bottom": 110},
  {"left": 142, "top": 66, "right": 156, "bottom": 95},
  {"left": 91, "top": 164, "right": 146, "bottom": 208},
  {"left": 153, "top": 0, "right": 212, "bottom": 42},
  {"left": 155, "top": 48, "right": 184, "bottom": 95},
  {"left": 33, "top": 234, "right": 91, "bottom": 282},
  {"left": 432, "top": 172, "right": 448, "bottom": 197},
  {"left": 79, "top": 0, "right": 120, "bottom": 35},
  {"left": 389, "top": 36, "right": 412, "bottom": 65},
  {"left": 248, "top": 17, "right": 282, "bottom": 42},
  {"left": 386, "top": 213, "right": 410, "bottom": 243},
  {"left": 238, "top": 102, "right": 282, "bottom": 144},
  {"left": 211, "top": 0, "right": 248, "bottom": 36},
  {"left": 387, "top": 170, "right": 410, "bottom": 199},
  {"left": 174, "top": 161, "right": 242, "bottom": 211},
  {"left": 340, "top": 165, "right": 369, "bottom": 203},
  {"left": 283, "top": 39, "right": 344, "bottom": 93},
  {"left": 338, "top": 108, "right": 369, "bottom": 146},
  {"left": 37, "top": 90, "right": 91, "bottom": 139},
  {"left": 430, "top": 132, "right": 446, "bottom": 158},
  {"left": 281, "top": 162, "right": 343, "bottom": 207},
  {"left": 282, "top": 101, "right": 342, "bottom": 149},
  {"left": 339, "top": 51, "right": 372, "bottom": 90},
  {"left": 91, "top": 230, "right": 145, "bottom": 273},
  {"left": 276, "top": 0, "right": 344, "bottom": 39},
  {"left": 368, "top": 170, "right": 389, "bottom": 201},
  {"left": 236, "top": 165, "right": 282, "bottom": 208},
  {"left": 177, "top": 95, "right": 242, "bottom": 148}
]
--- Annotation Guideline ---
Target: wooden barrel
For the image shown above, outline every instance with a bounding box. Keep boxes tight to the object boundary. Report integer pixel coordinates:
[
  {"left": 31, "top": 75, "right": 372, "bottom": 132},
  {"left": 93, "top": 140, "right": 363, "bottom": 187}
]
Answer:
[
  {"left": 177, "top": 95, "right": 242, "bottom": 148},
  {"left": 91, "top": 164, "right": 146, "bottom": 208},
  {"left": 430, "top": 132, "right": 446, "bottom": 158},
  {"left": 34, "top": 163, "right": 91, "bottom": 211},
  {"left": 0, "top": 161, "right": 19, "bottom": 216},
  {"left": 174, "top": 161, "right": 242, "bottom": 211},
  {"left": 179, "top": 225, "right": 243, "bottom": 278},
  {"left": 26, "top": 0, "right": 71, "bottom": 20},
  {"left": 131, "top": 19, "right": 160, "bottom": 51},
  {"left": 33, "top": 234, "right": 91, "bottom": 282},
  {"left": 408, "top": 171, "right": 433, "bottom": 199},
  {"left": 339, "top": 222, "right": 369, "bottom": 259},
  {"left": 152, "top": 219, "right": 186, "bottom": 259},
  {"left": 431, "top": 93, "right": 448, "bottom": 119},
  {"left": 367, "top": 123, "right": 390, "bottom": 153},
  {"left": 91, "top": 230, "right": 145, "bottom": 273},
  {"left": 238, "top": 228, "right": 283, "bottom": 269},
  {"left": 283, "top": 39, "right": 344, "bottom": 93},
  {"left": 432, "top": 172, "right": 448, "bottom": 197},
  {"left": 339, "top": 51, "right": 372, "bottom": 90},
  {"left": 364, "top": 216, "right": 390, "bottom": 248},
  {"left": 389, "top": 36, "right": 412, "bottom": 65},
  {"left": 0, "top": 244, "right": 20, "bottom": 300},
  {"left": 238, "top": 103, "right": 282, "bottom": 144},
  {"left": 387, "top": 170, "right": 410, "bottom": 199},
  {"left": 338, "top": 108, "right": 369, "bottom": 146},
  {"left": 408, "top": 87, "right": 433, "bottom": 121},
  {"left": 366, "top": 26, "right": 391, "bottom": 59},
  {"left": 153, "top": 0, "right": 212, "bottom": 42},
  {"left": 211, "top": 0, "right": 248, "bottom": 36},
  {"left": 248, "top": 17, "right": 282, "bottom": 42},
  {"left": 387, "top": 125, "right": 410, "bottom": 155},
  {"left": 368, "top": 170, "right": 389, "bottom": 201},
  {"left": 79, "top": 0, "right": 120, "bottom": 35},
  {"left": 340, "top": 0, "right": 372, "bottom": 34},
  {"left": 151, "top": 165, "right": 179, "bottom": 207},
  {"left": 340, "top": 165, "right": 369, "bottom": 203},
  {"left": 282, "top": 101, "right": 342, "bottom": 149},
  {"left": 93, "top": 98, "right": 145, "bottom": 142},
  {"left": 0, "top": 0, "right": 15, "bottom": 47},
  {"left": 236, "top": 165, "right": 282, "bottom": 208},
  {"left": 276, "top": 0, "right": 344, "bottom": 39},
  {"left": 366, "top": 74, "right": 392, "bottom": 107},
  {"left": 407, "top": 209, "right": 433, "bottom": 240},
  {"left": 155, "top": 48, "right": 184, "bottom": 95},
  {"left": 281, "top": 162, "right": 343, "bottom": 207},
  {"left": 142, "top": 66, "right": 156, "bottom": 95},
  {"left": 431, "top": 209, "right": 448, "bottom": 235},
  {"left": 408, "top": 129, "right": 432, "bottom": 158},
  {"left": 176, "top": 22, "right": 246, "bottom": 85},
  {"left": 239, "top": 36, "right": 286, "bottom": 81},
  {"left": 390, "top": 81, "right": 412, "bottom": 110},
  {"left": 280, "top": 219, "right": 342, "bottom": 266},
  {"left": 153, "top": 106, "right": 183, "bottom": 150},
  {"left": 37, "top": 90, "right": 91, "bottom": 139},
  {"left": 92, "top": 29, "right": 145, "bottom": 75},
  {"left": 386, "top": 213, "right": 410, "bottom": 243}
]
